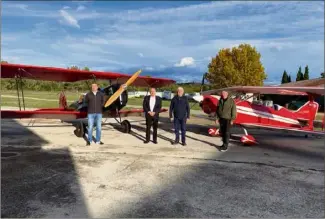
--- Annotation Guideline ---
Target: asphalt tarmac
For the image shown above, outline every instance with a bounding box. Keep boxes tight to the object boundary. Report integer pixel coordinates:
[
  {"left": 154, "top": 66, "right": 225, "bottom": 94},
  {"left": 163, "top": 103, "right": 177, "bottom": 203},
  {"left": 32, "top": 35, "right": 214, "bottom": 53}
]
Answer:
[{"left": 1, "top": 116, "right": 324, "bottom": 218}]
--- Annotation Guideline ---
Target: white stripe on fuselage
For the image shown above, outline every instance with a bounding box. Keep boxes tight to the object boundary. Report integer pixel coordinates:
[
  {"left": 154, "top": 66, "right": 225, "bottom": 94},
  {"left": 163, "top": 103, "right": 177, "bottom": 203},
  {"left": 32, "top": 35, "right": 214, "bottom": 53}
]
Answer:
[{"left": 236, "top": 106, "right": 300, "bottom": 125}]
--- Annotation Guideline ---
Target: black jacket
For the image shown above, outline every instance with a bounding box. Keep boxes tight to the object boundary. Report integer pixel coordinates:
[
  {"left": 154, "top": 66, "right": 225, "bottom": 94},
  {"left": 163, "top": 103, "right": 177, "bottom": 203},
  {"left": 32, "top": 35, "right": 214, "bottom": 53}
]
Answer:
[
  {"left": 84, "top": 91, "right": 104, "bottom": 114},
  {"left": 169, "top": 95, "right": 190, "bottom": 119},
  {"left": 143, "top": 95, "right": 162, "bottom": 120}
]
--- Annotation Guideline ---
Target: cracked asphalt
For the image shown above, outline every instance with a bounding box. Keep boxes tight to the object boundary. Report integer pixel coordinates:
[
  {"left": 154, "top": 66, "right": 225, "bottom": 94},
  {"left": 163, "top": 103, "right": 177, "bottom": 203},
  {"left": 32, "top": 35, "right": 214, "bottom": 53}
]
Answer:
[{"left": 1, "top": 115, "right": 324, "bottom": 218}]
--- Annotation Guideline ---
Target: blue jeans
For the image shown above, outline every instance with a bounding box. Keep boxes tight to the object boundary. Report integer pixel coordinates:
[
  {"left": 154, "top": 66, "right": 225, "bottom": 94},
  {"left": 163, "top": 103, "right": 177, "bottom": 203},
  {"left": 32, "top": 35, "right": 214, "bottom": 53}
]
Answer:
[
  {"left": 174, "top": 118, "right": 186, "bottom": 143},
  {"left": 87, "top": 113, "right": 102, "bottom": 143}
]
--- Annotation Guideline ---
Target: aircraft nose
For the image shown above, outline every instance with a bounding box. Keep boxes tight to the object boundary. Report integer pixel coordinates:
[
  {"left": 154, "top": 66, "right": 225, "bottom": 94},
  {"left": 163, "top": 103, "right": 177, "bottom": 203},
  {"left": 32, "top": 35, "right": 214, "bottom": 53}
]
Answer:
[{"left": 192, "top": 95, "right": 203, "bottom": 103}]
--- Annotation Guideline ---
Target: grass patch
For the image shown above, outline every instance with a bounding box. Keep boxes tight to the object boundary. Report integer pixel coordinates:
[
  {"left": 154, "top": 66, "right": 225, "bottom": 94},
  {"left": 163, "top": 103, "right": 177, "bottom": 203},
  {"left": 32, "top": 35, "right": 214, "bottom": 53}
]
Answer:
[{"left": 1, "top": 90, "right": 202, "bottom": 110}]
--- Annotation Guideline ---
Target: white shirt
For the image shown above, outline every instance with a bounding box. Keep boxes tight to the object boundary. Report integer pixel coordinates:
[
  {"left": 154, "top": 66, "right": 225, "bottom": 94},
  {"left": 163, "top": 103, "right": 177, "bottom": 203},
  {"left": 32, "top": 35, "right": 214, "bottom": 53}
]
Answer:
[
  {"left": 92, "top": 91, "right": 97, "bottom": 96},
  {"left": 149, "top": 96, "right": 156, "bottom": 112}
]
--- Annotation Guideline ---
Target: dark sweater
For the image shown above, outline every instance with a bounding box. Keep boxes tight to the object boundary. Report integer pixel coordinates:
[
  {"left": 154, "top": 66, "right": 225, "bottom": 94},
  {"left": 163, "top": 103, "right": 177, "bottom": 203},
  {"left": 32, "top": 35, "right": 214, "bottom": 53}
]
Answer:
[
  {"left": 169, "top": 95, "right": 190, "bottom": 119},
  {"left": 84, "top": 91, "right": 104, "bottom": 114},
  {"left": 216, "top": 97, "right": 237, "bottom": 120}
]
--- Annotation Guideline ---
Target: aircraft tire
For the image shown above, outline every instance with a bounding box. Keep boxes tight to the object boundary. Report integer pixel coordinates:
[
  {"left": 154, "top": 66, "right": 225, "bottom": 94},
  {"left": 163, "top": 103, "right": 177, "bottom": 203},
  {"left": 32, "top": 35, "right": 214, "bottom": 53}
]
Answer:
[
  {"left": 74, "top": 122, "right": 85, "bottom": 138},
  {"left": 121, "top": 120, "right": 131, "bottom": 133}
]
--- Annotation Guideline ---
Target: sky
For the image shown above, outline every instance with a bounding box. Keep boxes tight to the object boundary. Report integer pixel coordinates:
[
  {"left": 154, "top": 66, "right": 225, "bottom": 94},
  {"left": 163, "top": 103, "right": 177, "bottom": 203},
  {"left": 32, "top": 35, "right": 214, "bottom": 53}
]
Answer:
[{"left": 1, "top": 1, "right": 324, "bottom": 84}]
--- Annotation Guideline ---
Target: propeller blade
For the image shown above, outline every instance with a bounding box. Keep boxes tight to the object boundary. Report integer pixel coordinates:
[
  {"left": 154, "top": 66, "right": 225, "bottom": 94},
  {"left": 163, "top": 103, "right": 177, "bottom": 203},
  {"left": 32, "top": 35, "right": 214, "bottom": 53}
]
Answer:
[{"left": 104, "top": 69, "right": 142, "bottom": 108}]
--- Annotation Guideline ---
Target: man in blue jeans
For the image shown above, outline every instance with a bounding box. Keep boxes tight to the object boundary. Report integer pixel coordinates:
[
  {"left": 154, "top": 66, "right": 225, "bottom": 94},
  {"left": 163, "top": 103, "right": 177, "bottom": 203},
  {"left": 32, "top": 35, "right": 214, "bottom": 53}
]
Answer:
[
  {"left": 84, "top": 83, "right": 104, "bottom": 146},
  {"left": 169, "top": 87, "right": 190, "bottom": 146}
]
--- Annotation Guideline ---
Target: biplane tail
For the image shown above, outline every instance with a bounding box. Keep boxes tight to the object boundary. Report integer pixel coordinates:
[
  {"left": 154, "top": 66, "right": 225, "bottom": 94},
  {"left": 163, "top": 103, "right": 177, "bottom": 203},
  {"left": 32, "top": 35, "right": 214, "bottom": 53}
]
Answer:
[
  {"left": 294, "top": 100, "right": 319, "bottom": 130},
  {"left": 59, "top": 91, "right": 68, "bottom": 109}
]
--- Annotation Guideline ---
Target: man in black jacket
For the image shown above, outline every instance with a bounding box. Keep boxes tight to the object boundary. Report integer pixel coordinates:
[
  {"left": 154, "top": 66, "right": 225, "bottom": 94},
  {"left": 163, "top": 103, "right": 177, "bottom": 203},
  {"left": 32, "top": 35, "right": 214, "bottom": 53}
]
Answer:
[
  {"left": 142, "top": 87, "right": 162, "bottom": 144},
  {"left": 169, "top": 87, "right": 190, "bottom": 146},
  {"left": 84, "top": 83, "right": 105, "bottom": 146}
]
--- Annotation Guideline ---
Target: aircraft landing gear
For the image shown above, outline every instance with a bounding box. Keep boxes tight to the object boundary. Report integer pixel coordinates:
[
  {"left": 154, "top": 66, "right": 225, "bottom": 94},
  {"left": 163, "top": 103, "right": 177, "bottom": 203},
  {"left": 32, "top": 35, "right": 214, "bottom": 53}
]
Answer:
[
  {"left": 121, "top": 120, "right": 131, "bottom": 133},
  {"left": 240, "top": 126, "right": 256, "bottom": 146},
  {"left": 74, "top": 121, "right": 85, "bottom": 137}
]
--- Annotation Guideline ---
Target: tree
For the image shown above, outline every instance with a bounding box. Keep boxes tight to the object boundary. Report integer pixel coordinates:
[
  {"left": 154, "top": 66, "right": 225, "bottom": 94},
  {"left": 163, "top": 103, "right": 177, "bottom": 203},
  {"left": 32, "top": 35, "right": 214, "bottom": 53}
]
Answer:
[
  {"left": 296, "top": 66, "right": 304, "bottom": 81},
  {"left": 321, "top": 72, "right": 325, "bottom": 78},
  {"left": 206, "top": 44, "right": 267, "bottom": 88},
  {"left": 303, "top": 65, "right": 309, "bottom": 80},
  {"left": 288, "top": 75, "right": 291, "bottom": 83},
  {"left": 83, "top": 67, "right": 90, "bottom": 71},
  {"left": 281, "top": 70, "right": 289, "bottom": 84}
]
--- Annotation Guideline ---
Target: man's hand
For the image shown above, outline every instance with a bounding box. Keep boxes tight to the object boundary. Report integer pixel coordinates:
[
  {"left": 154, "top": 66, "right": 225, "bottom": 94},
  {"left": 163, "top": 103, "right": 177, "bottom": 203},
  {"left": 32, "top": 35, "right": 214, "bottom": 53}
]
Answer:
[
  {"left": 215, "top": 119, "right": 219, "bottom": 124},
  {"left": 151, "top": 112, "right": 155, "bottom": 116},
  {"left": 230, "top": 120, "right": 233, "bottom": 125},
  {"left": 170, "top": 117, "right": 173, "bottom": 122}
]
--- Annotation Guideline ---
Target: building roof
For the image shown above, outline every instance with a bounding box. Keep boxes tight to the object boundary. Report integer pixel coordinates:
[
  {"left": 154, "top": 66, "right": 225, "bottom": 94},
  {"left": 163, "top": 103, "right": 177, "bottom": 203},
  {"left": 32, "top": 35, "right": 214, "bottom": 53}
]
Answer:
[{"left": 279, "top": 77, "right": 325, "bottom": 87}]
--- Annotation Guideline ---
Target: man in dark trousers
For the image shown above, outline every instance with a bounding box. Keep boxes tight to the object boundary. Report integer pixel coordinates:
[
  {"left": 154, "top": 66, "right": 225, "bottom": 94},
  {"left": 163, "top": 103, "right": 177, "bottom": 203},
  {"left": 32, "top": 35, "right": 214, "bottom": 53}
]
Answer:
[
  {"left": 215, "top": 90, "right": 237, "bottom": 151},
  {"left": 169, "top": 87, "right": 190, "bottom": 146},
  {"left": 143, "top": 87, "right": 162, "bottom": 144},
  {"left": 84, "top": 83, "right": 105, "bottom": 146}
]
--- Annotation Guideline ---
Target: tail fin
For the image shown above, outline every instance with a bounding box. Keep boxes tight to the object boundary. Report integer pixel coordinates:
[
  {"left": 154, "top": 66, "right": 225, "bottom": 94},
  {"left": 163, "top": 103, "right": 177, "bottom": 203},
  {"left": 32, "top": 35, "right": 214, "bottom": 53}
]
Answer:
[
  {"left": 294, "top": 100, "right": 319, "bottom": 130},
  {"left": 59, "top": 91, "right": 68, "bottom": 109}
]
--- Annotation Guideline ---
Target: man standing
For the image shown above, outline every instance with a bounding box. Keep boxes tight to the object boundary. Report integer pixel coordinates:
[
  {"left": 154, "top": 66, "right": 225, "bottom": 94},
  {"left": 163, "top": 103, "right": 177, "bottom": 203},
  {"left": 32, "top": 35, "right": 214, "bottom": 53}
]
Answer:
[
  {"left": 169, "top": 87, "right": 190, "bottom": 146},
  {"left": 143, "top": 87, "right": 162, "bottom": 144},
  {"left": 215, "top": 91, "right": 237, "bottom": 151},
  {"left": 84, "top": 83, "right": 104, "bottom": 146}
]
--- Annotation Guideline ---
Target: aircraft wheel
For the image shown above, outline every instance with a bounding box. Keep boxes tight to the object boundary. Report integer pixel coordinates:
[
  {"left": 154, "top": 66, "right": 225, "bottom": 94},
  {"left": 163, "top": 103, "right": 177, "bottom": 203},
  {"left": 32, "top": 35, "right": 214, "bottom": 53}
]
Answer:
[
  {"left": 74, "top": 122, "right": 85, "bottom": 138},
  {"left": 121, "top": 120, "right": 131, "bottom": 133}
]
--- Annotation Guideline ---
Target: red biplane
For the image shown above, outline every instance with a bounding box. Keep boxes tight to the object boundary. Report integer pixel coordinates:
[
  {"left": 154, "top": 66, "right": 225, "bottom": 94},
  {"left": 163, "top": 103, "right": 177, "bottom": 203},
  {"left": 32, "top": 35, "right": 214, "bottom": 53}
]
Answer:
[
  {"left": 193, "top": 85, "right": 324, "bottom": 145},
  {"left": 1, "top": 63, "right": 175, "bottom": 137}
]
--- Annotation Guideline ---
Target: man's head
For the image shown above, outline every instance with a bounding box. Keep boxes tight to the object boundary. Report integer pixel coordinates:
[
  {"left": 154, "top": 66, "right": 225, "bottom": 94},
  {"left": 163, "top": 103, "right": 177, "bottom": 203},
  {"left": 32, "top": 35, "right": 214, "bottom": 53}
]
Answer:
[
  {"left": 177, "top": 87, "right": 184, "bottom": 97},
  {"left": 91, "top": 83, "right": 98, "bottom": 92},
  {"left": 221, "top": 91, "right": 228, "bottom": 99},
  {"left": 150, "top": 87, "right": 156, "bottom": 96}
]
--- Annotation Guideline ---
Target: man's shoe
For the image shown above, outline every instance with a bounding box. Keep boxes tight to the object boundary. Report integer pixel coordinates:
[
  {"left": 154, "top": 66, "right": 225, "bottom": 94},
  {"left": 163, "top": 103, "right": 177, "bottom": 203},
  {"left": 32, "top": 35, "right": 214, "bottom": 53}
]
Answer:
[
  {"left": 219, "top": 145, "right": 228, "bottom": 152},
  {"left": 86, "top": 141, "right": 91, "bottom": 146},
  {"left": 143, "top": 140, "right": 149, "bottom": 144},
  {"left": 172, "top": 141, "right": 179, "bottom": 145},
  {"left": 181, "top": 142, "right": 187, "bottom": 146},
  {"left": 96, "top": 141, "right": 104, "bottom": 145},
  {"left": 153, "top": 141, "right": 158, "bottom": 144}
]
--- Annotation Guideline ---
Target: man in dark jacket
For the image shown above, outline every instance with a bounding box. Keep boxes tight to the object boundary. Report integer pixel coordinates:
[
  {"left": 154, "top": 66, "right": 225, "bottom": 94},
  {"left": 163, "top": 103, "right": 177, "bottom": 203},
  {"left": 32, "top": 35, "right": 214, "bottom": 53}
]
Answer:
[
  {"left": 84, "top": 83, "right": 105, "bottom": 146},
  {"left": 216, "top": 91, "right": 237, "bottom": 151},
  {"left": 169, "top": 87, "right": 190, "bottom": 146},
  {"left": 143, "top": 87, "right": 162, "bottom": 144}
]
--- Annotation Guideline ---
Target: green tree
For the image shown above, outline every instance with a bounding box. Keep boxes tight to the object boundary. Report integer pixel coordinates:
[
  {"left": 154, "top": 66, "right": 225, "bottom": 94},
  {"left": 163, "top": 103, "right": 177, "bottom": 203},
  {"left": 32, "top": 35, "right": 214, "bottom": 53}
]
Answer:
[
  {"left": 288, "top": 75, "right": 291, "bottom": 83},
  {"left": 321, "top": 72, "right": 325, "bottom": 78},
  {"left": 303, "top": 65, "right": 309, "bottom": 80},
  {"left": 281, "top": 70, "right": 289, "bottom": 84},
  {"left": 296, "top": 66, "right": 303, "bottom": 81},
  {"left": 206, "top": 44, "right": 267, "bottom": 88}
]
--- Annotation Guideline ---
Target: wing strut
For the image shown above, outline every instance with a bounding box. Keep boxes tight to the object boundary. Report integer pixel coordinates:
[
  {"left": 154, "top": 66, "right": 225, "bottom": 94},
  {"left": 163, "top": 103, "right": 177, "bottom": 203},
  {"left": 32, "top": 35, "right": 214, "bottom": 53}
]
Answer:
[{"left": 14, "top": 74, "right": 25, "bottom": 111}]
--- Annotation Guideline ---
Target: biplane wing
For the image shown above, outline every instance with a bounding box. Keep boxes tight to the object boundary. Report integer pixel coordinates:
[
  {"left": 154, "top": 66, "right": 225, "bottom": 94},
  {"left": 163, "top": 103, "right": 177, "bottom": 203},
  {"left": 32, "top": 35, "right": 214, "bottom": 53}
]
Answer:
[
  {"left": 202, "top": 86, "right": 324, "bottom": 96},
  {"left": 1, "top": 63, "right": 175, "bottom": 87},
  {"left": 1, "top": 108, "right": 168, "bottom": 120},
  {"left": 239, "top": 123, "right": 324, "bottom": 136}
]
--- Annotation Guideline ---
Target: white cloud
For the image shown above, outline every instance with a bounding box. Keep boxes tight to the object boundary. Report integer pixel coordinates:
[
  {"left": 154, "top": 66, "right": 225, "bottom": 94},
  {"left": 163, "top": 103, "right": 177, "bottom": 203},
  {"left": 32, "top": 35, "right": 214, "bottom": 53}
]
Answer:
[
  {"left": 76, "top": 5, "right": 86, "bottom": 11},
  {"left": 175, "top": 57, "right": 195, "bottom": 67},
  {"left": 144, "top": 66, "right": 154, "bottom": 71},
  {"left": 63, "top": 6, "right": 70, "bottom": 10},
  {"left": 138, "top": 53, "right": 144, "bottom": 57},
  {"left": 6, "top": 3, "right": 28, "bottom": 10},
  {"left": 59, "top": 10, "right": 80, "bottom": 28}
]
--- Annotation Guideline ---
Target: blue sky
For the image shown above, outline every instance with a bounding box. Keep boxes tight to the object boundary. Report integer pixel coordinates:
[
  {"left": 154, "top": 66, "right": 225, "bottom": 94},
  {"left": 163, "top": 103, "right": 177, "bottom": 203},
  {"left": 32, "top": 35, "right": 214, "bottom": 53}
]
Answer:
[{"left": 1, "top": 1, "right": 324, "bottom": 84}]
